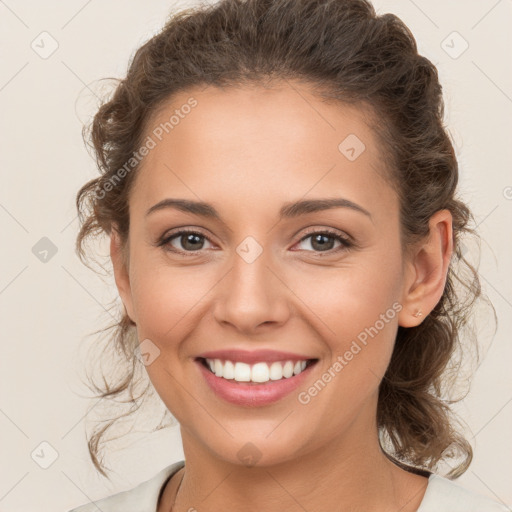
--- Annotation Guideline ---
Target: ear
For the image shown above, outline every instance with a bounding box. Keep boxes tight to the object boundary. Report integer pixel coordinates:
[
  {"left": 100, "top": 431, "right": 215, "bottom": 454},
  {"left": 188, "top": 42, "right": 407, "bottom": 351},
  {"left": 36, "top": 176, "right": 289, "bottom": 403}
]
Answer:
[
  {"left": 110, "top": 224, "right": 137, "bottom": 325},
  {"left": 397, "top": 209, "right": 453, "bottom": 328}
]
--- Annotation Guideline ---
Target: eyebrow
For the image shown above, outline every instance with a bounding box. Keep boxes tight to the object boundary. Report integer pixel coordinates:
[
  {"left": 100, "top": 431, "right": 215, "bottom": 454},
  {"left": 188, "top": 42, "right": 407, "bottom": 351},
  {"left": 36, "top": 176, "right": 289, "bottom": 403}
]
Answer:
[{"left": 145, "top": 197, "right": 372, "bottom": 220}]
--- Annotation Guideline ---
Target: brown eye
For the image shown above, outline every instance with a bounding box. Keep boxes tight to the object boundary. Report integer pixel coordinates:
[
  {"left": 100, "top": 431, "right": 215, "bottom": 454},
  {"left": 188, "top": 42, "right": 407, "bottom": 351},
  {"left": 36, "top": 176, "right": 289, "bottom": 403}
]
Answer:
[
  {"left": 295, "top": 229, "right": 353, "bottom": 253},
  {"left": 159, "top": 230, "right": 214, "bottom": 253}
]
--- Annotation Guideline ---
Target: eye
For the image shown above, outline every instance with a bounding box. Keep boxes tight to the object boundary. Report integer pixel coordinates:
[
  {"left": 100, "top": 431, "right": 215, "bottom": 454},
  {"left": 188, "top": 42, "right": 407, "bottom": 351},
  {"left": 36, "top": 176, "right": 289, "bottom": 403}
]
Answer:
[
  {"left": 293, "top": 229, "right": 353, "bottom": 254},
  {"left": 157, "top": 227, "right": 354, "bottom": 256},
  {"left": 158, "top": 229, "right": 214, "bottom": 254}
]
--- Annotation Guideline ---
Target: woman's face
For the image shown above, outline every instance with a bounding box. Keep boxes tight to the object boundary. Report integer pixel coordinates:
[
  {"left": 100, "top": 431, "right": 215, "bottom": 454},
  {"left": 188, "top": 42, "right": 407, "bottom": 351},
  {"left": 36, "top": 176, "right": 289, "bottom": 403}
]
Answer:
[{"left": 113, "top": 81, "right": 418, "bottom": 466}]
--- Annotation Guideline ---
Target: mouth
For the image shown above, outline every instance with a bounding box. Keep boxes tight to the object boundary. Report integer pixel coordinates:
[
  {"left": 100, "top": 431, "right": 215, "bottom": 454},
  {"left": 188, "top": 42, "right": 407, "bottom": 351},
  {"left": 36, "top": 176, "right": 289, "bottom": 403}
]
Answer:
[
  {"left": 196, "top": 357, "right": 318, "bottom": 384},
  {"left": 194, "top": 356, "right": 319, "bottom": 406}
]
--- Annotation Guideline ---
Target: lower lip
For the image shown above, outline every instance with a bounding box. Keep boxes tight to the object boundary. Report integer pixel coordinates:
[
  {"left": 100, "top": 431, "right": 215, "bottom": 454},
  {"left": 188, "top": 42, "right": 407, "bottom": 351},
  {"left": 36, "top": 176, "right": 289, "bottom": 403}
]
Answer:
[{"left": 196, "top": 359, "right": 317, "bottom": 407}]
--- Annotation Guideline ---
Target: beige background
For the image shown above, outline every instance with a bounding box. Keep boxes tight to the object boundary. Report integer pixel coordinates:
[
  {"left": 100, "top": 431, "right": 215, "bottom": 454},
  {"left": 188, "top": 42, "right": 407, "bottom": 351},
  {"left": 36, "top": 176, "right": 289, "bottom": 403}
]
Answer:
[{"left": 0, "top": 1, "right": 511, "bottom": 510}]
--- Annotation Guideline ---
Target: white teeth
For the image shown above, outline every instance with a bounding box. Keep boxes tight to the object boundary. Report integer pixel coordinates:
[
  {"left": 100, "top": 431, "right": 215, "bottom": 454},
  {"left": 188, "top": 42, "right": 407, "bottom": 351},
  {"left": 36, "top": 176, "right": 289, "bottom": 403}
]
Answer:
[
  {"left": 282, "top": 361, "right": 294, "bottom": 378},
  {"left": 251, "top": 362, "right": 270, "bottom": 383},
  {"left": 269, "top": 361, "right": 283, "bottom": 380},
  {"left": 214, "top": 359, "right": 223, "bottom": 377},
  {"left": 204, "top": 358, "right": 311, "bottom": 383},
  {"left": 234, "top": 362, "right": 251, "bottom": 382},
  {"left": 223, "top": 360, "right": 235, "bottom": 379}
]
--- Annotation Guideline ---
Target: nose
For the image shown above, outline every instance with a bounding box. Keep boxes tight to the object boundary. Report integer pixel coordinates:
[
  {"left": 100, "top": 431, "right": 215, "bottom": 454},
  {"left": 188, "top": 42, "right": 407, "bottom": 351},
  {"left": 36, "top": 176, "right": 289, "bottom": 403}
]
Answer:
[{"left": 212, "top": 248, "right": 291, "bottom": 334}]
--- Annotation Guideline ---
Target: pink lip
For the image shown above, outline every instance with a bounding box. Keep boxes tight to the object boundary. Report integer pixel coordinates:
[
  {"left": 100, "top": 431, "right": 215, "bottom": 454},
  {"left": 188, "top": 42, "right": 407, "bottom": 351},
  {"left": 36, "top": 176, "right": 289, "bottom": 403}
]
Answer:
[
  {"left": 196, "top": 349, "right": 315, "bottom": 364},
  {"left": 195, "top": 358, "right": 318, "bottom": 407}
]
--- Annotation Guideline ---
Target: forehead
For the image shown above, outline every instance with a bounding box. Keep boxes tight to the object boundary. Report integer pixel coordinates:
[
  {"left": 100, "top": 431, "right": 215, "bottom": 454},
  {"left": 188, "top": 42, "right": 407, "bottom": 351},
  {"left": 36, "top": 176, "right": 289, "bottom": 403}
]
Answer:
[{"left": 130, "top": 82, "right": 397, "bottom": 224}]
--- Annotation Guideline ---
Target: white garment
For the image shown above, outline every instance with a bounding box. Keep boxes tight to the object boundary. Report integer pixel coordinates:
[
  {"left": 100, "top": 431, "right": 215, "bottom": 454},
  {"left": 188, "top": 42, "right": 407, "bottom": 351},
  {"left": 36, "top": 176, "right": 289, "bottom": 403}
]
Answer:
[{"left": 68, "top": 460, "right": 509, "bottom": 512}]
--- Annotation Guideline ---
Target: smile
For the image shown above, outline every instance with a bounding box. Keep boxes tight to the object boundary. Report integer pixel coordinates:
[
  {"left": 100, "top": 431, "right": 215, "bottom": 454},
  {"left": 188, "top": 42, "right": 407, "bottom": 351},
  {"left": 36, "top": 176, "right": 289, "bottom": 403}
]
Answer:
[
  {"left": 195, "top": 355, "right": 319, "bottom": 406},
  {"left": 202, "top": 358, "right": 313, "bottom": 383}
]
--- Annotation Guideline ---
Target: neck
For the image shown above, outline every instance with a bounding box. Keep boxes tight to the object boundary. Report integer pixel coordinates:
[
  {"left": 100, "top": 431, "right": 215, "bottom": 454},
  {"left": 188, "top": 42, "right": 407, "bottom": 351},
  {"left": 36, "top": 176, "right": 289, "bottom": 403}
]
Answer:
[{"left": 166, "top": 416, "right": 429, "bottom": 512}]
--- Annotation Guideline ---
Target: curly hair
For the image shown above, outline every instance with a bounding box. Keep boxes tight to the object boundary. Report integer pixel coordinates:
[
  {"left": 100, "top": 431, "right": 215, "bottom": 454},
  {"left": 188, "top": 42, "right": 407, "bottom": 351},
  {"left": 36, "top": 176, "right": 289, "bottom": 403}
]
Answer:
[{"left": 75, "top": 0, "right": 494, "bottom": 479}]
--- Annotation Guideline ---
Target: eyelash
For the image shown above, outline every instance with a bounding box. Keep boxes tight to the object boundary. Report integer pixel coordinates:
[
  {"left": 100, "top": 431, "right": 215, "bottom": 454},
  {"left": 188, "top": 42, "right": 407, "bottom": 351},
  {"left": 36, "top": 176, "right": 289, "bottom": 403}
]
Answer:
[{"left": 157, "top": 228, "right": 354, "bottom": 256}]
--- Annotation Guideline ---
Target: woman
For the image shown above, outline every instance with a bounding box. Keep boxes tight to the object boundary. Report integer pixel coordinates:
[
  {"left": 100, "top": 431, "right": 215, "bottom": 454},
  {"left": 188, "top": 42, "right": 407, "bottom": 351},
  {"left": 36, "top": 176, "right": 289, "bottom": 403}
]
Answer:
[{"left": 69, "top": 0, "right": 507, "bottom": 510}]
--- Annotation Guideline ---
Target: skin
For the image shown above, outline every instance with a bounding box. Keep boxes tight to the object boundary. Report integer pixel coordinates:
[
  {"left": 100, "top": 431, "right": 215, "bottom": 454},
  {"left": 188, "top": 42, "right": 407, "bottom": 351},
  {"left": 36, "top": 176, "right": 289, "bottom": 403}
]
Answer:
[{"left": 110, "top": 80, "right": 453, "bottom": 511}]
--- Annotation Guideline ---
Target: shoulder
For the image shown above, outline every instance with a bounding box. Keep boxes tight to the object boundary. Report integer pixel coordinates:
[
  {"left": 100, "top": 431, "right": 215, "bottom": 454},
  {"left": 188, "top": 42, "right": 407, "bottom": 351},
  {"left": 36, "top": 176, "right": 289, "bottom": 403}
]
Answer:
[
  {"left": 67, "top": 460, "right": 185, "bottom": 512},
  {"left": 418, "top": 473, "right": 509, "bottom": 512}
]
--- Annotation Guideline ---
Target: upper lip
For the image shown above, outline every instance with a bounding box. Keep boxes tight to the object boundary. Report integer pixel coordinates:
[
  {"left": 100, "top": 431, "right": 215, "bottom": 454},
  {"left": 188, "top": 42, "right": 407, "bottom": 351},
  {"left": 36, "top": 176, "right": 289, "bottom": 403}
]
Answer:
[{"left": 196, "top": 349, "right": 317, "bottom": 364}]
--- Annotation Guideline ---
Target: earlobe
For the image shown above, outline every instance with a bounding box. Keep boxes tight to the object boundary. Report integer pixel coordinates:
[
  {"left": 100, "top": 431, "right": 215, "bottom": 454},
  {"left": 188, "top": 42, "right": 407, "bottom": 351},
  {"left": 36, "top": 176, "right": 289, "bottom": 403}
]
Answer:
[
  {"left": 397, "top": 209, "right": 453, "bottom": 328},
  {"left": 110, "top": 224, "right": 137, "bottom": 325}
]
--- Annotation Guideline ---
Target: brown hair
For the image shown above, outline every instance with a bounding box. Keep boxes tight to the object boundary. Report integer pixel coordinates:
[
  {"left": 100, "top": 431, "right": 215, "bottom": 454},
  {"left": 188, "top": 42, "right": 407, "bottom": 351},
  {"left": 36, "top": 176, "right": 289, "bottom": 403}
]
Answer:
[{"left": 75, "top": 0, "right": 494, "bottom": 479}]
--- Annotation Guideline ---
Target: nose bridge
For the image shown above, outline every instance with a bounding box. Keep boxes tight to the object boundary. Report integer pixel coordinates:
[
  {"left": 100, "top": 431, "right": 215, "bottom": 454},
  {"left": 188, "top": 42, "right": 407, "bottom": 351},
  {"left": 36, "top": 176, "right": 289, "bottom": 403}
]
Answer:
[{"left": 212, "top": 236, "right": 290, "bottom": 331}]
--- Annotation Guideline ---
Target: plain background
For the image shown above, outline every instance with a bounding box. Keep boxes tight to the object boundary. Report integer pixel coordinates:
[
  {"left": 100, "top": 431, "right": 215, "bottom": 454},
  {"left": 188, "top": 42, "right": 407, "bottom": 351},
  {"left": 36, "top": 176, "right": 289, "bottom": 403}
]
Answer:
[{"left": 0, "top": 1, "right": 511, "bottom": 510}]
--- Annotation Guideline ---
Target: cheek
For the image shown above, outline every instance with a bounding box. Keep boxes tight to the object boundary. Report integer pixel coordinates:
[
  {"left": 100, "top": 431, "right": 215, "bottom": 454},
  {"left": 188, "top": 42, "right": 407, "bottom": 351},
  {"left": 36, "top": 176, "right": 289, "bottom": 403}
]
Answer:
[
  {"left": 127, "top": 256, "right": 213, "bottom": 420},
  {"left": 289, "top": 253, "right": 402, "bottom": 390},
  {"left": 129, "top": 254, "right": 215, "bottom": 341},
  {"left": 291, "top": 253, "right": 402, "bottom": 339},
  {"left": 293, "top": 270, "right": 401, "bottom": 436}
]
